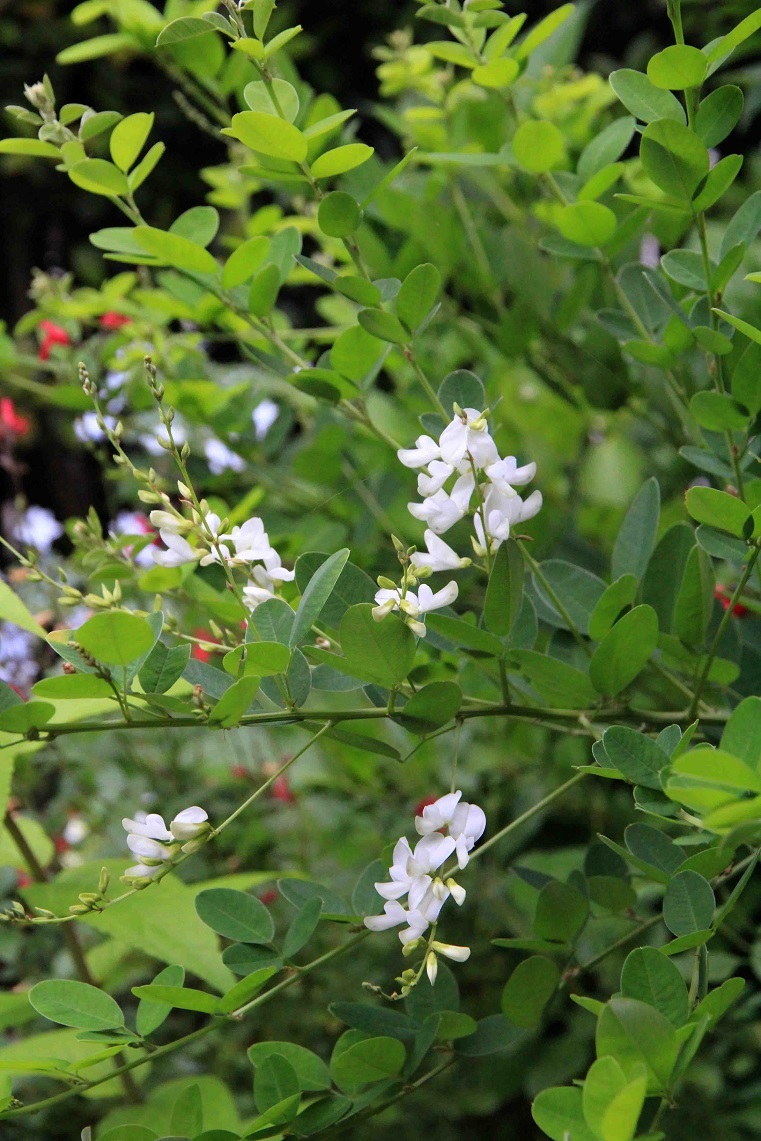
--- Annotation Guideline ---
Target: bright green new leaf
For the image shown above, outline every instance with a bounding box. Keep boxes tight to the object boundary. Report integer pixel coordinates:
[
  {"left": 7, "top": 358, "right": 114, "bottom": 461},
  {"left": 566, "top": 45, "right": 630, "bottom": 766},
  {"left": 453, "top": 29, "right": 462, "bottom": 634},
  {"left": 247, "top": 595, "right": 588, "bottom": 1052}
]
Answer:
[
  {"left": 156, "top": 17, "right": 217, "bottom": 45},
  {"left": 317, "top": 191, "right": 362, "bottom": 237},
  {"left": 357, "top": 307, "right": 409, "bottom": 344},
  {"left": 472, "top": 57, "right": 520, "bottom": 88},
  {"left": 685, "top": 486, "right": 752, "bottom": 538},
  {"left": 69, "top": 158, "right": 129, "bottom": 197},
  {"left": 596, "top": 997, "right": 679, "bottom": 1093},
  {"left": 170, "top": 205, "right": 219, "bottom": 247},
  {"left": 396, "top": 263, "right": 441, "bottom": 331},
  {"left": 133, "top": 226, "right": 217, "bottom": 274},
  {"left": 311, "top": 144, "right": 374, "bottom": 179},
  {"left": 0, "top": 578, "right": 46, "bottom": 637},
  {"left": 706, "top": 8, "right": 761, "bottom": 67},
  {"left": 131, "top": 985, "right": 220, "bottom": 1014},
  {"left": 695, "top": 86, "right": 744, "bottom": 147},
  {"left": 30, "top": 980, "right": 125, "bottom": 1031},
  {"left": 224, "top": 112, "right": 307, "bottom": 163},
  {"left": 647, "top": 45, "right": 706, "bottom": 90},
  {"left": 589, "top": 604, "right": 658, "bottom": 696},
  {"left": 222, "top": 236, "right": 269, "bottom": 290},
  {"left": 243, "top": 79, "right": 300, "bottom": 123},
  {"left": 109, "top": 112, "right": 153, "bottom": 172},
  {"left": 557, "top": 201, "right": 617, "bottom": 246},
  {"left": 609, "top": 68, "right": 686, "bottom": 123},
  {"left": 0, "top": 138, "right": 60, "bottom": 158},
  {"left": 208, "top": 676, "right": 259, "bottom": 727},
  {"left": 515, "top": 2, "right": 574, "bottom": 60},
  {"left": 135, "top": 965, "right": 185, "bottom": 1037},
  {"left": 248, "top": 263, "right": 281, "bottom": 316},
  {"left": 195, "top": 888, "right": 275, "bottom": 944},
  {"left": 512, "top": 120, "right": 565, "bottom": 173},
  {"left": 532, "top": 1086, "right": 597, "bottom": 1141}
]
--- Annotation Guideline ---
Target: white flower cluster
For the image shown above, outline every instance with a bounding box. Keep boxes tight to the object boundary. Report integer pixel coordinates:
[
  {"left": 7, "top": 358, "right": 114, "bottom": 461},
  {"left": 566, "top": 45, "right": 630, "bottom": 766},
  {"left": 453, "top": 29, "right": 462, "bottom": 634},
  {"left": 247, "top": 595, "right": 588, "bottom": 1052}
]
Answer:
[
  {"left": 399, "top": 406, "right": 542, "bottom": 563},
  {"left": 372, "top": 579, "right": 458, "bottom": 638},
  {"left": 365, "top": 791, "right": 485, "bottom": 985},
  {"left": 121, "top": 806, "right": 209, "bottom": 883},
  {"left": 150, "top": 505, "right": 294, "bottom": 611}
]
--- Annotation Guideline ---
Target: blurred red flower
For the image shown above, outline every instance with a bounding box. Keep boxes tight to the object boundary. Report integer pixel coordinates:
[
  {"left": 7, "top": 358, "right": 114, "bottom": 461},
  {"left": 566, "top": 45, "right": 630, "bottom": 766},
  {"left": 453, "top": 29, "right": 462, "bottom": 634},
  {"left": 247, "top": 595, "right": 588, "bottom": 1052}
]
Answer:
[{"left": 38, "top": 320, "right": 71, "bottom": 361}]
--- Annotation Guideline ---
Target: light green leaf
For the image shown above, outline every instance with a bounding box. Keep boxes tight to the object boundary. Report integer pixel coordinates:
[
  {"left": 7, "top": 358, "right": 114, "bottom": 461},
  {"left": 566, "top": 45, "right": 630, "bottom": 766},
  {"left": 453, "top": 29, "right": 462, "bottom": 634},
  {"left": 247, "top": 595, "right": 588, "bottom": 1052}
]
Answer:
[
  {"left": 136, "top": 964, "right": 185, "bottom": 1037},
  {"left": 195, "top": 888, "right": 275, "bottom": 944},
  {"left": 589, "top": 605, "right": 659, "bottom": 696},
  {"left": 596, "top": 997, "right": 679, "bottom": 1093},
  {"left": 330, "top": 1035, "right": 405, "bottom": 1090},
  {"left": 640, "top": 120, "right": 709, "bottom": 200},
  {"left": 290, "top": 548, "right": 350, "bottom": 648},
  {"left": 311, "top": 143, "right": 373, "bottom": 179},
  {"left": 512, "top": 120, "right": 565, "bottom": 173},
  {"left": 685, "top": 486, "right": 752, "bottom": 538},
  {"left": 557, "top": 201, "right": 617, "bottom": 246},
  {"left": 339, "top": 605, "right": 416, "bottom": 687},
  {"left": 109, "top": 112, "right": 153, "bottom": 172},
  {"left": 221, "top": 235, "right": 269, "bottom": 290},
  {"left": 647, "top": 45, "right": 706, "bottom": 90},
  {"left": 30, "top": 981, "right": 124, "bottom": 1031},
  {"left": 396, "top": 263, "right": 441, "bottom": 332},
  {"left": 69, "top": 158, "right": 129, "bottom": 197},
  {"left": 609, "top": 69, "right": 686, "bottom": 123},
  {"left": 133, "top": 225, "right": 218, "bottom": 275},
  {"left": 156, "top": 17, "right": 217, "bottom": 46},
  {"left": 223, "top": 111, "right": 307, "bottom": 163},
  {"left": 533, "top": 1085, "right": 597, "bottom": 1141},
  {"left": 0, "top": 138, "right": 60, "bottom": 158},
  {"left": 131, "top": 985, "right": 220, "bottom": 1014},
  {"left": 0, "top": 579, "right": 46, "bottom": 637},
  {"left": 76, "top": 611, "right": 156, "bottom": 667}
]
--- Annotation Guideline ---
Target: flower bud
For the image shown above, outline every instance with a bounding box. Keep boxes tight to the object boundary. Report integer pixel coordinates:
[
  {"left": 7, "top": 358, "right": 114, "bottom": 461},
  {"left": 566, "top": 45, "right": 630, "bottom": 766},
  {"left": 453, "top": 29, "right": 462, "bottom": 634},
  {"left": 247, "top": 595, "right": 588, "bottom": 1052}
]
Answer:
[
  {"left": 98, "top": 867, "right": 110, "bottom": 895},
  {"left": 377, "top": 576, "right": 397, "bottom": 590},
  {"left": 425, "top": 951, "right": 438, "bottom": 985},
  {"left": 431, "top": 941, "right": 471, "bottom": 963},
  {"left": 446, "top": 878, "right": 466, "bottom": 905},
  {"left": 170, "top": 806, "right": 210, "bottom": 842}
]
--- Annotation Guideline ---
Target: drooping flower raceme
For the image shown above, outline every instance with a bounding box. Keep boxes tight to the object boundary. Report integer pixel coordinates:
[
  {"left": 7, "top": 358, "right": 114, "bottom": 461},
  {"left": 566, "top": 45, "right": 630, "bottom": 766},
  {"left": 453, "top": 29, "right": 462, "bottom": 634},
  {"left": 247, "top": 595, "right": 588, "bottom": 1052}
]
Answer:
[
  {"left": 364, "top": 790, "right": 485, "bottom": 990},
  {"left": 121, "top": 806, "right": 209, "bottom": 883},
  {"left": 398, "top": 404, "right": 542, "bottom": 564}
]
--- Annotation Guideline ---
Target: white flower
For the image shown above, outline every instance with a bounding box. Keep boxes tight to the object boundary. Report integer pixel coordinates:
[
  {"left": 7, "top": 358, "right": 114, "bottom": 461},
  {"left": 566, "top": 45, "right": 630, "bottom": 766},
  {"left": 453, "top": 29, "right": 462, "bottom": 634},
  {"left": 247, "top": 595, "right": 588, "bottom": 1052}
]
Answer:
[
  {"left": 364, "top": 900, "right": 429, "bottom": 944},
  {"left": 438, "top": 408, "right": 499, "bottom": 469},
  {"left": 408, "top": 471, "right": 474, "bottom": 534},
  {"left": 122, "top": 863, "right": 164, "bottom": 881},
  {"left": 397, "top": 435, "right": 441, "bottom": 469},
  {"left": 415, "top": 789, "right": 486, "bottom": 869},
  {"left": 148, "top": 510, "right": 187, "bottom": 534},
  {"left": 222, "top": 517, "right": 274, "bottom": 564},
  {"left": 431, "top": 941, "right": 471, "bottom": 963},
  {"left": 416, "top": 791, "right": 463, "bottom": 836},
  {"left": 417, "top": 460, "right": 454, "bottom": 497},
  {"left": 373, "top": 581, "right": 457, "bottom": 636},
  {"left": 374, "top": 834, "right": 456, "bottom": 906},
  {"left": 122, "top": 813, "right": 172, "bottom": 841},
  {"left": 242, "top": 582, "right": 276, "bottom": 610},
  {"left": 410, "top": 531, "right": 471, "bottom": 574},
  {"left": 474, "top": 486, "right": 543, "bottom": 552},
  {"left": 484, "top": 456, "right": 537, "bottom": 491},
  {"left": 253, "top": 398, "right": 279, "bottom": 440},
  {"left": 153, "top": 529, "right": 199, "bottom": 567},
  {"left": 127, "top": 834, "right": 173, "bottom": 861},
  {"left": 170, "top": 806, "right": 209, "bottom": 841}
]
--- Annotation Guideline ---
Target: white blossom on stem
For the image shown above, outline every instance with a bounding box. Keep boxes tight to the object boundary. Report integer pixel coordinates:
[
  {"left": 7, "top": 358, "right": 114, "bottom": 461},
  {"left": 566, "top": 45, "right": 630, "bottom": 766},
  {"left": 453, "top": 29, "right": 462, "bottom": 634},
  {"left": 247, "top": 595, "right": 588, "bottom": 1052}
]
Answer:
[{"left": 410, "top": 531, "right": 472, "bottom": 574}]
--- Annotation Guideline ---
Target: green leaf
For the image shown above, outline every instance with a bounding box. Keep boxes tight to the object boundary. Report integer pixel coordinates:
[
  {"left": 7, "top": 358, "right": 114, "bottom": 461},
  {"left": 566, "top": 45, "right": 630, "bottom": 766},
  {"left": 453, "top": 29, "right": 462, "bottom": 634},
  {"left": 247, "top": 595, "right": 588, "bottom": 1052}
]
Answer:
[
  {"left": 0, "top": 138, "right": 60, "bottom": 158},
  {"left": 31, "top": 674, "right": 113, "bottom": 700},
  {"left": 512, "top": 120, "right": 565, "bottom": 173},
  {"left": 690, "top": 391, "right": 749, "bottom": 432},
  {"left": 311, "top": 144, "right": 373, "bottom": 180},
  {"left": 437, "top": 369, "right": 485, "bottom": 412},
  {"left": 255, "top": 1053, "right": 300, "bottom": 1114},
  {"left": 221, "top": 235, "right": 268, "bottom": 290},
  {"left": 588, "top": 575, "right": 638, "bottom": 642},
  {"left": 532, "top": 560, "right": 606, "bottom": 635},
  {"left": 293, "top": 554, "right": 375, "bottom": 629},
  {"left": 589, "top": 605, "right": 658, "bottom": 696},
  {"left": 241, "top": 641, "right": 291, "bottom": 676},
  {"left": 647, "top": 45, "right": 706, "bottom": 90},
  {"left": 596, "top": 997, "right": 679, "bottom": 1093},
  {"left": 501, "top": 956, "right": 560, "bottom": 1028},
  {"left": 731, "top": 342, "right": 761, "bottom": 414},
  {"left": 248, "top": 1042, "right": 332, "bottom": 1090},
  {"left": 396, "top": 263, "right": 441, "bottom": 331},
  {"left": 76, "top": 611, "right": 156, "bottom": 668},
  {"left": 69, "top": 158, "right": 129, "bottom": 197},
  {"left": 395, "top": 681, "right": 461, "bottom": 734},
  {"left": 282, "top": 898, "right": 322, "bottom": 958},
  {"left": 195, "top": 888, "right": 275, "bottom": 944},
  {"left": 721, "top": 696, "right": 761, "bottom": 769},
  {"left": 624, "top": 822, "right": 685, "bottom": 878},
  {"left": 339, "top": 604, "right": 416, "bottom": 687},
  {"left": 133, "top": 225, "right": 218, "bottom": 274},
  {"left": 219, "top": 967, "right": 277, "bottom": 1015},
  {"left": 223, "top": 111, "right": 307, "bottom": 163},
  {"left": 57, "top": 32, "right": 134, "bottom": 63},
  {"left": 109, "top": 111, "right": 153, "bottom": 172},
  {"left": 425, "top": 613, "right": 504, "bottom": 655},
  {"left": 208, "top": 676, "right": 259, "bottom": 727},
  {"left": 331, "top": 324, "right": 387, "bottom": 381},
  {"left": 612, "top": 477, "right": 661, "bottom": 582},
  {"left": 620, "top": 947, "right": 689, "bottom": 1028},
  {"left": 692, "top": 153, "right": 743, "bottom": 212},
  {"left": 662, "top": 871, "right": 715, "bottom": 936},
  {"left": 577, "top": 116, "right": 635, "bottom": 181},
  {"left": 533, "top": 1086, "right": 597, "bottom": 1141},
  {"left": 330, "top": 1036, "right": 405, "bottom": 1090},
  {"left": 29, "top": 981, "right": 124, "bottom": 1031},
  {"left": 602, "top": 727, "right": 668, "bottom": 790},
  {"left": 248, "top": 263, "right": 281, "bottom": 317},
  {"left": 515, "top": 2, "right": 574, "bottom": 60},
  {"left": 484, "top": 540, "right": 523, "bottom": 635},
  {"left": 223, "top": 943, "right": 282, "bottom": 977},
  {"left": 472, "top": 56, "right": 520, "bottom": 88},
  {"left": 130, "top": 985, "right": 220, "bottom": 1014},
  {"left": 156, "top": 16, "right": 217, "bottom": 45},
  {"left": 609, "top": 69, "right": 686, "bottom": 123},
  {"left": 511, "top": 650, "right": 597, "bottom": 706},
  {"left": 557, "top": 202, "right": 617, "bottom": 246},
  {"left": 666, "top": 747, "right": 761, "bottom": 811},
  {"left": 695, "top": 86, "right": 744, "bottom": 147},
  {"left": 673, "top": 546, "right": 714, "bottom": 645},
  {"left": 706, "top": 8, "right": 761, "bottom": 67},
  {"left": 357, "top": 307, "right": 409, "bottom": 344},
  {"left": 0, "top": 701, "right": 54, "bottom": 734},
  {"left": 136, "top": 964, "right": 185, "bottom": 1037},
  {"left": 317, "top": 191, "right": 362, "bottom": 238},
  {"left": 244, "top": 78, "right": 299, "bottom": 123},
  {"left": 661, "top": 249, "right": 707, "bottom": 290},
  {"left": 691, "top": 977, "right": 745, "bottom": 1027},
  {"left": 170, "top": 205, "right": 219, "bottom": 247},
  {"left": 0, "top": 579, "right": 47, "bottom": 637},
  {"left": 138, "top": 641, "right": 190, "bottom": 694},
  {"left": 640, "top": 120, "right": 710, "bottom": 200},
  {"left": 534, "top": 881, "right": 588, "bottom": 944},
  {"left": 290, "top": 548, "right": 350, "bottom": 647},
  {"left": 685, "top": 486, "right": 752, "bottom": 538}
]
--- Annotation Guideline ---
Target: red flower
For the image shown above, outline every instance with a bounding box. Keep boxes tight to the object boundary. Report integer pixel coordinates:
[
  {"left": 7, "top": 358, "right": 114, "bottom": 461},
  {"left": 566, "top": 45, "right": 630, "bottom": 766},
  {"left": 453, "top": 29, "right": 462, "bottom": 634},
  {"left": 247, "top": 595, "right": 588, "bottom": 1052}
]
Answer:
[
  {"left": 259, "top": 889, "right": 278, "bottom": 906},
  {"left": 15, "top": 870, "right": 32, "bottom": 890},
  {"left": 0, "top": 398, "right": 31, "bottom": 437},
  {"left": 100, "top": 311, "right": 131, "bottom": 330},
  {"left": 231, "top": 765, "right": 249, "bottom": 780},
  {"left": 715, "top": 585, "right": 748, "bottom": 618},
  {"left": 38, "top": 320, "right": 71, "bottom": 361},
  {"left": 272, "top": 775, "right": 295, "bottom": 803}
]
